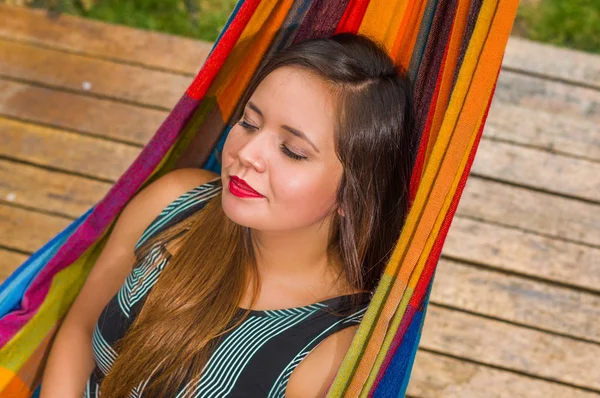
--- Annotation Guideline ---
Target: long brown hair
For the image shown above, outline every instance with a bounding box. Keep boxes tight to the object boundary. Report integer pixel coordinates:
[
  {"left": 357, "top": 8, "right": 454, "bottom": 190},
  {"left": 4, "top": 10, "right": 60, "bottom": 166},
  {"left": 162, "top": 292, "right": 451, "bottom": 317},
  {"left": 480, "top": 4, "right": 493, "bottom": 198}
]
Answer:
[{"left": 99, "top": 32, "right": 416, "bottom": 397}]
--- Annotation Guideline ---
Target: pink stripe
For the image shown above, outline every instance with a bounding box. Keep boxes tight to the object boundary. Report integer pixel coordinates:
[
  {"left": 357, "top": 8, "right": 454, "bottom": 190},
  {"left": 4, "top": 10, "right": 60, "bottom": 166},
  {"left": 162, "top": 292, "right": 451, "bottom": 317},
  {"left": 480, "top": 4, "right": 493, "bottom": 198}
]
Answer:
[
  {"left": 0, "top": 95, "right": 200, "bottom": 346},
  {"left": 186, "top": 0, "right": 261, "bottom": 100},
  {"left": 368, "top": 304, "right": 418, "bottom": 397}
]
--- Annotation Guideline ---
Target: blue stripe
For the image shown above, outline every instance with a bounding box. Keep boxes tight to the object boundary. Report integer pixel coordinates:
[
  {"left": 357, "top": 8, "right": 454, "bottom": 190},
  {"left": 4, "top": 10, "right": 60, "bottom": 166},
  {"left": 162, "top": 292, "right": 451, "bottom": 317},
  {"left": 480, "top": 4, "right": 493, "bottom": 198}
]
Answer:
[{"left": 0, "top": 205, "right": 94, "bottom": 315}]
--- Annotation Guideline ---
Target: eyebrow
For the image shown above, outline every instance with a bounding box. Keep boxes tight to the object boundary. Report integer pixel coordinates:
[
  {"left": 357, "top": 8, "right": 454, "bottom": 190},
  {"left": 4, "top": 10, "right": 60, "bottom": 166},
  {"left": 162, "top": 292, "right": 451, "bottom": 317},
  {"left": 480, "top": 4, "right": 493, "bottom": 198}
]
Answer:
[{"left": 247, "top": 101, "right": 321, "bottom": 154}]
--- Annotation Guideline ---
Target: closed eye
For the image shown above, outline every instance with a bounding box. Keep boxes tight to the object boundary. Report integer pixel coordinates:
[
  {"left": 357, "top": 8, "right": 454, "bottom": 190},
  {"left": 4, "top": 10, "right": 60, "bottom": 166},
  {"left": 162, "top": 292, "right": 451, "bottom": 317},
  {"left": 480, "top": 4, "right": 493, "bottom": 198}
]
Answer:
[
  {"left": 236, "top": 119, "right": 308, "bottom": 161},
  {"left": 238, "top": 119, "right": 256, "bottom": 130}
]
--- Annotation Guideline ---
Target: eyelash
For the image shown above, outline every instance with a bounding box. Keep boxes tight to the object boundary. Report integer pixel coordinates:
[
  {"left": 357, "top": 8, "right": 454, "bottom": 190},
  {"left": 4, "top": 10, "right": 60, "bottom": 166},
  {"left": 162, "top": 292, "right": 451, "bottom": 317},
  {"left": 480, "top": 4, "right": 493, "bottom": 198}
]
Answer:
[{"left": 237, "top": 119, "right": 307, "bottom": 161}]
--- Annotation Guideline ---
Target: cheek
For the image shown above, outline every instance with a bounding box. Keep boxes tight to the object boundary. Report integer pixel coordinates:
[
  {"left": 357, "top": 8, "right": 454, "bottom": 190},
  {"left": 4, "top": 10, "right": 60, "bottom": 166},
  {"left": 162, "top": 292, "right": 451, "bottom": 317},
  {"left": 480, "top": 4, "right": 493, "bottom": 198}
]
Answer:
[
  {"left": 272, "top": 171, "right": 340, "bottom": 220},
  {"left": 222, "top": 127, "right": 247, "bottom": 166}
]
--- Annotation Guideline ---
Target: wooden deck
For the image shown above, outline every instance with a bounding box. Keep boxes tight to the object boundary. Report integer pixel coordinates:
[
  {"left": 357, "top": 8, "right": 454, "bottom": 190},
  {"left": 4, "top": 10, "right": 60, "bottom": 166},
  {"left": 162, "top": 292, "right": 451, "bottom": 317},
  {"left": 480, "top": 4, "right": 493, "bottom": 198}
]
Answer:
[{"left": 1, "top": 4, "right": 599, "bottom": 397}]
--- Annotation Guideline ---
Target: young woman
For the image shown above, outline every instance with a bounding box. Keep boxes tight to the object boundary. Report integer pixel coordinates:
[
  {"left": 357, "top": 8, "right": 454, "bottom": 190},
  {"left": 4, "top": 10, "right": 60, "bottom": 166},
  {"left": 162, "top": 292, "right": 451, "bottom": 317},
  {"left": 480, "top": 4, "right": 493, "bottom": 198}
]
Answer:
[{"left": 41, "top": 32, "right": 416, "bottom": 397}]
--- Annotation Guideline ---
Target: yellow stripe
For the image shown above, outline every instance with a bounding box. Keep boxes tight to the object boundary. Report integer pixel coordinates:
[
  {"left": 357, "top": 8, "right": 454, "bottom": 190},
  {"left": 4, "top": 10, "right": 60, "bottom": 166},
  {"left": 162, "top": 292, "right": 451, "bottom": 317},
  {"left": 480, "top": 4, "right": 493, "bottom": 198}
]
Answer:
[
  {"left": 214, "top": 0, "right": 295, "bottom": 120},
  {"left": 358, "top": 0, "right": 410, "bottom": 53},
  {"left": 327, "top": 0, "right": 519, "bottom": 394},
  {"left": 0, "top": 367, "right": 30, "bottom": 396},
  {"left": 359, "top": 0, "right": 518, "bottom": 394},
  {"left": 423, "top": 0, "right": 473, "bottom": 169},
  {"left": 0, "top": 143, "right": 174, "bottom": 378},
  {"left": 0, "top": 230, "right": 109, "bottom": 370}
]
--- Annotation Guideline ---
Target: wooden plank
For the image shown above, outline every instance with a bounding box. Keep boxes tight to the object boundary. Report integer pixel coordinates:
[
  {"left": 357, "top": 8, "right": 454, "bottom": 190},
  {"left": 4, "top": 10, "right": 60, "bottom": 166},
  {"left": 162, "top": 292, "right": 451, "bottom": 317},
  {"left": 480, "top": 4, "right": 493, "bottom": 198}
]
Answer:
[
  {"left": 4, "top": 36, "right": 599, "bottom": 171},
  {"left": 408, "top": 351, "right": 600, "bottom": 398},
  {"left": 5, "top": 117, "right": 597, "bottom": 293},
  {"left": 0, "top": 79, "right": 165, "bottom": 145},
  {"left": 444, "top": 217, "right": 600, "bottom": 293},
  {"left": 10, "top": 198, "right": 597, "bottom": 346},
  {"left": 0, "top": 4, "right": 212, "bottom": 75},
  {"left": 472, "top": 138, "right": 600, "bottom": 202},
  {"left": 422, "top": 305, "right": 600, "bottom": 391},
  {"left": 0, "top": 38, "right": 190, "bottom": 109},
  {"left": 458, "top": 177, "right": 600, "bottom": 247},
  {"left": 3, "top": 158, "right": 595, "bottom": 295},
  {"left": 485, "top": 101, "right": 600, "bottom": 162},
  {"left": 4, "top": 132, "right": 596, "bottom": 292},
  {"left": 2, "top": 4, "right": 598, "bottom": 161},
  {"left": 0, "top": 203, "right": 70, "bottom": 254},
  {"left": 503, "top": 36, "right": 600, "bottom": 90},
  {"left": 0, "top": 117, "right": 140, "bottom": 181},
  {"left": 0, "top": 159, "right": 111, "bottom": 218},
  {"left": 432, "top": 259, "right": 600, "bottom": 343},
  {"left": 5, "top": 81, "right": 595, "bottom": 208},
  {"left": 0, "top": 248, "right": 28, "bottom": 283},
  {"left": 494, "top": 69, "right": 600, "bottom": 123},
  {"left": 5, "top": 44, "right": 599, "bottom": 203}
]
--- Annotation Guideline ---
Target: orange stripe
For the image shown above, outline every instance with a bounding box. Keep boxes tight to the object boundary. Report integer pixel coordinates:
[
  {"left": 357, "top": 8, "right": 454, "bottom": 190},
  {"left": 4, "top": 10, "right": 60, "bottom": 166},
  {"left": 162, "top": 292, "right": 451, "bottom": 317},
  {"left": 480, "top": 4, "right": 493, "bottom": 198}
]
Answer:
[
  {"left": 342, "top": 0, "right": 520, "bottom": 394},
  {"left": 390, "top": 0, "right": 427, "bottom": 69},
  {"left": 358, "top": 0, "right": 409, "bottom": 53},
  {"left": 0, "top": 368, "right": 31, "bottom": 397},
  {"left": 213, "top": 0, "right": 295, "bottom": 121},
  {"left": 425, "top": 0, "right": 472, "bottom": 163},
  {"left": 12, "top": 324, "right": 59, "bottom": 396}
]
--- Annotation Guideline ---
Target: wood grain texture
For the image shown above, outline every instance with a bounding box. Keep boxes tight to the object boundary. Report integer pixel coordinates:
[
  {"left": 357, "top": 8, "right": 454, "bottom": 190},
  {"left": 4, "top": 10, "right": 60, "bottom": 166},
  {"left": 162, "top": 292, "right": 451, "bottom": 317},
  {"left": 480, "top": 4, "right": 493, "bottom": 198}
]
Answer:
[
  {"left": 0, "top": 158, "right": 111, "bottom": 217},
  {"left": 432, "top": 259, "right": 600, "bottom": 343},
  {"left": 472, "top": 138, "right": 600, "bottom": 202},
  {"left": 408, "top": 351, "right": 600, "bottom": 398},
  {"left": 443, "top": 216, "right": 600, "bottom": 293},
  {"left": 503, "top": 36, "right": 600, "bottom": 89},
  {"left": 0, "top": 248, "right": 28, "bottom": 282},
  {"left": 0, "top": 4, "right": 212, "bottom": 75},
  {"left": 458, "top": 177, "right": 600, "bottom": 247},
  {"left": 0, "top": 116, "right": 140, "bottom": 181},
  {"left": 0, "top": 38, "right": 191, "bottom": 109},
  {"left": 0, "top": 78, "right": 166, "bottom": 145},
  {"left": 484, "top": 101, "right": 600, "bottom": 162},
  {"left": 0, "top": 203, "right": 70, "bottom": 253},
  {"left": 421, "top": 305, "right": 600, "bottom": 390},
  {"left": 493, "top": 69, "right": 600, "bottom": 123}
]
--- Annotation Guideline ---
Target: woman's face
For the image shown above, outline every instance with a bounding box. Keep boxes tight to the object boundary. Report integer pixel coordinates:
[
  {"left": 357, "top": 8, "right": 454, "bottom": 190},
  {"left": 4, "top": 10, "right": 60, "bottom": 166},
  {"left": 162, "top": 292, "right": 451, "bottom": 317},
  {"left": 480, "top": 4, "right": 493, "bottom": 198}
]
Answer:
[{"left": 221, "top": 66, "right": 343, "bottom": 232}]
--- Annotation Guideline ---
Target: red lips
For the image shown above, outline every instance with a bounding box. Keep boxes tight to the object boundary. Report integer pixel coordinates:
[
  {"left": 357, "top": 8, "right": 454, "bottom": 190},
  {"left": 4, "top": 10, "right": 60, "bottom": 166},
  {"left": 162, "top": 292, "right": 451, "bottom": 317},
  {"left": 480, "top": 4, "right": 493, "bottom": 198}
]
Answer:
[{"left": 229, "top": 176, "right": 264, "bottom": 198}]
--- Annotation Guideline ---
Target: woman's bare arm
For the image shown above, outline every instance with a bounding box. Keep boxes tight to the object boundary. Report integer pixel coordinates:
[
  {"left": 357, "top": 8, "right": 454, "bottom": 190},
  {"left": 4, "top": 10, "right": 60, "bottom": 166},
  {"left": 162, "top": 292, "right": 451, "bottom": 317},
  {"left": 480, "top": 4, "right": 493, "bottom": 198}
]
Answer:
[
  {"left": 40, "top": 168, "right": 219, "bottom": 397},
  {"left": 285, "top": 325, "right": 359, "bottom": 398}
]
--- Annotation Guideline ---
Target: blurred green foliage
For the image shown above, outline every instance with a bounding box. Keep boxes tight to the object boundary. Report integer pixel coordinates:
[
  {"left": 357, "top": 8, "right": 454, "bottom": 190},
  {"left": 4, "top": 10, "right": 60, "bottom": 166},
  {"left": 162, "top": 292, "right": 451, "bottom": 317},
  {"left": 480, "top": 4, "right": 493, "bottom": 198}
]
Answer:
[
  {"left": 24, "top": 0, "right": 238, "bottom": 42},
  {"left": 4, "top": 0, "right": 600, "bottom": 54},
  {"left": 516, "top": 0, "right": 600, "bottom": 54}
]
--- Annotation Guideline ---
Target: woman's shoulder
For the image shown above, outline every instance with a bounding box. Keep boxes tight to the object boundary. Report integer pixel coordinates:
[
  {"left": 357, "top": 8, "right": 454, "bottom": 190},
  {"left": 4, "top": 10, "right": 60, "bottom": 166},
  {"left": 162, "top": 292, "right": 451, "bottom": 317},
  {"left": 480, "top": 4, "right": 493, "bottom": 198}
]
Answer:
[
  {"left": 150, "top": 168, "right": 221, "bottom": 197},
  {"left": 130, "top": 168, "right": 221, "bottom": 251}
]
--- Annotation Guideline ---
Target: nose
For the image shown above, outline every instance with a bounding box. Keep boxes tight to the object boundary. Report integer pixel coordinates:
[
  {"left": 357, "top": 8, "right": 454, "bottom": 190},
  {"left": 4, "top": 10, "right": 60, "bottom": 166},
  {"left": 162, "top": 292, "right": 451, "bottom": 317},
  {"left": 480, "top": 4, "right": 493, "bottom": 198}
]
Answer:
[{"left": 237, "top": 130, "right": 267, "bottom": 173}]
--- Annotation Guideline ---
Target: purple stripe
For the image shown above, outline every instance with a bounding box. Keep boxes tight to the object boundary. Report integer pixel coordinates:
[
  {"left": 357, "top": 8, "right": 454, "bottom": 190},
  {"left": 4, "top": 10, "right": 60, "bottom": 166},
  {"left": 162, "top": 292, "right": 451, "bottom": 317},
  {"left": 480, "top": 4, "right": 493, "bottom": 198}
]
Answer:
[
  {"left": 292, "top": 0, "right": 349, "bottom": 43},
  {"left": 413, "top": 0, "right": 457, "bottom": 136},
  {"left": 0, "top": 94, "right": 201, "bottom": 346}
]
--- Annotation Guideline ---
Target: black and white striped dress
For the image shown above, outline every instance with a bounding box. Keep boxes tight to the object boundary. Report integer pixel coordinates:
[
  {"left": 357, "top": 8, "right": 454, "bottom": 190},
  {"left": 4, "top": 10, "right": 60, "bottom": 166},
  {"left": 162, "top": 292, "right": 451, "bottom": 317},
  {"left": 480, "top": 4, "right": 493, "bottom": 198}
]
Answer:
[{"left": 83, "top": 177, "right": 371, "bottom": 397}]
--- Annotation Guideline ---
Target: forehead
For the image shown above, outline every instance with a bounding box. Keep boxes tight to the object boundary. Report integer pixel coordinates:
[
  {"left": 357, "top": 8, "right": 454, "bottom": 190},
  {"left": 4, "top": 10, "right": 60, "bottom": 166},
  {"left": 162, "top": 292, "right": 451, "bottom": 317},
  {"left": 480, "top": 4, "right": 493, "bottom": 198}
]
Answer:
[{"left": 248, "top": 66, "right": 337, "bottom": 150}]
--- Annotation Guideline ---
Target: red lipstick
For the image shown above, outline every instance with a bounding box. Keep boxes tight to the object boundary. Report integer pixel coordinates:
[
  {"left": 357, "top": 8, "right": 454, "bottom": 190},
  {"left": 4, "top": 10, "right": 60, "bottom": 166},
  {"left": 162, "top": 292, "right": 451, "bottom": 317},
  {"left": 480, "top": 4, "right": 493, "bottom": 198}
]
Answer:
[{"left": 229, "top": 176, "right": 264, "bottom": 198}]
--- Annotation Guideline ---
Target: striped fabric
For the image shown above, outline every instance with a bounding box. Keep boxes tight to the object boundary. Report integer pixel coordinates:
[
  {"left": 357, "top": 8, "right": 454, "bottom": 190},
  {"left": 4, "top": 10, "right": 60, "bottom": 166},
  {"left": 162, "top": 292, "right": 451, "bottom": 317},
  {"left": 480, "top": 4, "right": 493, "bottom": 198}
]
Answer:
[
  {"left": 83, "top": 178, "right": 371, "bottom": 397},
  {"left": 0, "top": 1, "right": 518, "bottom": 397}
]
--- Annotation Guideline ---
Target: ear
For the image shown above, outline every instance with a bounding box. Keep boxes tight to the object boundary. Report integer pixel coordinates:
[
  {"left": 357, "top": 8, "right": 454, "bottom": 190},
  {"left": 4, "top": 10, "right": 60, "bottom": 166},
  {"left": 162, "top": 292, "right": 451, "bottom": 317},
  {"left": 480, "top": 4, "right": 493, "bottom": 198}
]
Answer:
[{"left": 337, "top": 206, "right": 345, "bottom": 217}]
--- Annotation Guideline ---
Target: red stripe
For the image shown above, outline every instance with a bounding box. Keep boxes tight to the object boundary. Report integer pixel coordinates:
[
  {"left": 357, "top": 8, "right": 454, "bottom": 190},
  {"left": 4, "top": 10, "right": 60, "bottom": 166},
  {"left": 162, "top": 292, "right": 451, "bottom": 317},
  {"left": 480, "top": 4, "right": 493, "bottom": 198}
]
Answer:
[
  {"left": 407, "top": 22, "right": 453, "bottom": 207},
  {"left": 334, "top": 0, "right": 370, "bottom": 34},
  {"left": 186, "top": 0, "right": 261, "bottom": 100},
  {"left": 372, "top": 64, "right": 501, "bottom": 394},
  {"left": 413, "top": 67, "right": 500, "bottom": 309}
]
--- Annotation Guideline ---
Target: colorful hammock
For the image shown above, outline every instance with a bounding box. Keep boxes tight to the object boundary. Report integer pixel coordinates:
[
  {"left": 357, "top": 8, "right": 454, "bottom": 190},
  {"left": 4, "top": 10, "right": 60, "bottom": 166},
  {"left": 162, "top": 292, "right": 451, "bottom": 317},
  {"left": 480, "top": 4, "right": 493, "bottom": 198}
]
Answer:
[{"left": 0, "top": 0, "right": 518, "bottom": 396}]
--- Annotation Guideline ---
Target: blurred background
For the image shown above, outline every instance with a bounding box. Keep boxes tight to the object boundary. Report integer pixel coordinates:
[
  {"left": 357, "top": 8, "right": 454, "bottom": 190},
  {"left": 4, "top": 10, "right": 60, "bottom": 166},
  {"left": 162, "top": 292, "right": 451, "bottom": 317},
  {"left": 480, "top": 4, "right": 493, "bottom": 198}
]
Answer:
[
  {"left": 0, "top": 1, "right": 598, "bottom": 397},
  {"left": 1, "top": 0, "right": 599, "bottom": 54}
]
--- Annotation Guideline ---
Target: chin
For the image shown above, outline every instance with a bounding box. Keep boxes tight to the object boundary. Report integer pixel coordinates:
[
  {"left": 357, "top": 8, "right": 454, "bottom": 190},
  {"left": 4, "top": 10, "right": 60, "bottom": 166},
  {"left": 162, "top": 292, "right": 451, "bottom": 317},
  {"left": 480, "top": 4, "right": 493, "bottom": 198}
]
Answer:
[{"left": 220, "top": 192, "right": 261, "bottom": 229}]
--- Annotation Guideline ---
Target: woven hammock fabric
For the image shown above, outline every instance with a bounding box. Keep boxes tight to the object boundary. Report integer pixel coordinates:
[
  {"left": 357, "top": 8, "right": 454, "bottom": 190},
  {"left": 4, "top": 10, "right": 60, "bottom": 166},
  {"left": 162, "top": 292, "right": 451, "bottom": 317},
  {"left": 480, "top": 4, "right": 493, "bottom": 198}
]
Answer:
[{"left": 0, "top": 0, "right": 518, "bottom": 396}]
